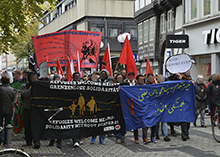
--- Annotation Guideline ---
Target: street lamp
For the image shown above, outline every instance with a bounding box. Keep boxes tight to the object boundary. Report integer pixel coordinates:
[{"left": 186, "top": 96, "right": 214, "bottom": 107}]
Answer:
[
  {"left": 117, "top": 32, "right": 131, "bottom": 47},
  {"left": 98, "top": 41, "right": 104, "bottom": 71}
]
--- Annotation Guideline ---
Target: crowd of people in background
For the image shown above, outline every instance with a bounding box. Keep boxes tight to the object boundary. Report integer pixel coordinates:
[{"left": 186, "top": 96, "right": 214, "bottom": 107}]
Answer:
[{"left": 0, "top": 68, "right": 220, "bottom": 149}]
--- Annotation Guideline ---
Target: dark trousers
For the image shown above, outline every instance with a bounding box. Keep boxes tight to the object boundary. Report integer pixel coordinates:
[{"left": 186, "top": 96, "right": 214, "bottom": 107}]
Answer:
[
  {"left": 181, "top": 122, "right": 190, "bottom": 139},
  {"left": 23, "top": 109, "right": 33, "bottom": 142},
  {"left": 134, "top": 127, "right": 148, "bottom": 140},
  {"left": 150, "top": 125, "right": 157, "bottom": 138},
  {"left": 0, "top": 114, "right": 12, "bottom": 144}
]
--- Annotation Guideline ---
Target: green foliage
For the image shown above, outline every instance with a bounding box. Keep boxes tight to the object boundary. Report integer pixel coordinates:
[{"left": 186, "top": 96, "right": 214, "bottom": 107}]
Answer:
[{"left": 0, "top": 0, "right": 56, "bottom": 54}]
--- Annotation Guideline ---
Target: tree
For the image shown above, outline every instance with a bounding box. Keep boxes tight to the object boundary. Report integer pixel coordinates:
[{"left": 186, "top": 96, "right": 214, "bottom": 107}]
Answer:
[
  {"left": 10, "top": 20, "right": 38, "bottom": 63},
  {"left": 0, "top": 0, "right": 56, "bottom": 54}
]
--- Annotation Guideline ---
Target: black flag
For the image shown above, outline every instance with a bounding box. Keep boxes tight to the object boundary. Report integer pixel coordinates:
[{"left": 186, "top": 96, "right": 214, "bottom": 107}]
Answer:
[{"left": 28, "top": 45, "right": 39, "bottom": 74}]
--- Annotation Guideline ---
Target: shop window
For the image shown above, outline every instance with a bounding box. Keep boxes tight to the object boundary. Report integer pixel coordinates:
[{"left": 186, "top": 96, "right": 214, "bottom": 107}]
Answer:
[
  {"left": 143, "top": 20, "right": 148, "bottom": 43},
  {"left": 195, "top": 55, "right": 211, "bottom": 84},
  {"left": 108, "top": 24, "right": 122, "bottom": 37},
  {"left": 160, "top": 14, "right": 166, "bottom": 33},
  {"left": 125, "top": 25, "right": 137, "bottom": 39},
  {"left": 138, "top": 23, "right": 143, "bottom": 45},
  {"left": 191, "top": 0, "right": 197, "bottom": 19},
  {"left": 91, "top": 24, "right": 105, "bottom": 37},
  {"left": 167, "top": 10, "right": 173, "bottom": 31},
  {"left": 149, "top": 17, "right": 155, "bottom": 41},
  {"left": 203, "top": 0, "right": 211, "bottom": 16}
]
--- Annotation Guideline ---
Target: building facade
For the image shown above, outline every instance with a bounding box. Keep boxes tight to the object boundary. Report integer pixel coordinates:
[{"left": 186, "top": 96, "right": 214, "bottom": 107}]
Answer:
[
  {"left": 183, "top": 0, "right": 220, "bottom": 82},
  {"left": 134, "top": 0, "right": 183, "bottom": 75},
  {"left": 38, "top": 0, "right": 138, "bottom": 71}
]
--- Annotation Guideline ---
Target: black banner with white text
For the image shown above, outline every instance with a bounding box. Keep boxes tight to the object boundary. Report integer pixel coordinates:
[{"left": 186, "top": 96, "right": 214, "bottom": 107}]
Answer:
[{"left": 31, "top": 81, "right": 125, "bottom": 140}]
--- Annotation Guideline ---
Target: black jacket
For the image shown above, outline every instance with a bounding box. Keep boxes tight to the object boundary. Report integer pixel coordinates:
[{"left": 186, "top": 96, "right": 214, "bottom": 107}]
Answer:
[
  {"left": 196, "top": 82, "right": 207, "bottom": 109},
  {"left": 208, "top": 80, "right": 220, "bottom": 106}
]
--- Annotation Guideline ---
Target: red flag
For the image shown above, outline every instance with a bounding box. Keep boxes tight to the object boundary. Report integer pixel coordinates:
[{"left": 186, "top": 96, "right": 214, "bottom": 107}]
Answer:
[
  {"left": 76, "top": 51, "right": 80, "bottom": 72},
  {"left": 146, "top": 56, "right": 155, "bottom": 83},
  {"left": 66, "top": 56, "right": 73, "bottom": 81},
  {"left": 57, "top": 57, "right": 64, "bottom": 76},
  {"left": 118, "top": 36, "right": 138, "bottom": 77},
  {"left": 80, "top": 71, "right": 84, "bottom": 78},
  {"left": 101, "top": 44, "right": 112, "bottom": 76}
]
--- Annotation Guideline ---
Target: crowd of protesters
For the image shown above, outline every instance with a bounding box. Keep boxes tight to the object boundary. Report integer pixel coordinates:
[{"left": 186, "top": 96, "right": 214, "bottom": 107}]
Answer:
[{"left": 0, "top": 68, "right": 220, "bottom": 149}]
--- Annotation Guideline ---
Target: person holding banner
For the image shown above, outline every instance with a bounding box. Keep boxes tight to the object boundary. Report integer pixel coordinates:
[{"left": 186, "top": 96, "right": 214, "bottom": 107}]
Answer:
[
  {"left": 21, "top": 72, "right": 40, "bottom": 148},
  {"left": 91, "top": 69, "right": 109, "bottom": 145},
  {"left": 181, "top": 69, "right": 196, "bottom": 141},
  {"left": 125, "top": 72, "right": 137, "bottom": 86},
  {"left": 133, "top": 74, "right": 151, "bottom": 144},
  {"left": 115, "top": 74, "right": 129, "bottom": 144},
  {"left": 145, "top": 73, "right": 157, "bottom": 143},
  {"left": 155, "top": 75, "right": 171, "bottom": 142}
]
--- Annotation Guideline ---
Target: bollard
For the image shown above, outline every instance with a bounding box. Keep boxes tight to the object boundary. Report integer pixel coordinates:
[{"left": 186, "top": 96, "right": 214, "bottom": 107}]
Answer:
[{"left": 5, "top": 124, "right": 12, "bottom": 144}]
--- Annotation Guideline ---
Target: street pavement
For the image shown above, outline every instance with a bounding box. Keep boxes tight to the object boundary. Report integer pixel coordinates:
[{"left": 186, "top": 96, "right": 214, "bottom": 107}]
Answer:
[{"left": 1, "top": 116, "right": 220, "bottom": 157}]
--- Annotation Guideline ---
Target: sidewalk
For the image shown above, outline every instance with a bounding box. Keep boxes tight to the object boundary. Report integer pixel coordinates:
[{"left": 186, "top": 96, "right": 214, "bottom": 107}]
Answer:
[{"left": 0, "top": 116, "right": 220, "bottom": 157}]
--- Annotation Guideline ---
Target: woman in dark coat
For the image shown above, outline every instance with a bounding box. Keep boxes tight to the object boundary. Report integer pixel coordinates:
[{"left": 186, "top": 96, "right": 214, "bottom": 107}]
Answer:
[
  {"left": 208, "top": 73, "right": 220, "bottom": 124},
  {"left": 0, "top": 76, "right": 14, "bottom": 145}
]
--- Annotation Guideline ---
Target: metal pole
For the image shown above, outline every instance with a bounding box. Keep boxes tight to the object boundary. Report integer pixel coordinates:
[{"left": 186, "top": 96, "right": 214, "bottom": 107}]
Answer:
[{"left": 5, "top": 124, "right": 12, "bottom": 144}]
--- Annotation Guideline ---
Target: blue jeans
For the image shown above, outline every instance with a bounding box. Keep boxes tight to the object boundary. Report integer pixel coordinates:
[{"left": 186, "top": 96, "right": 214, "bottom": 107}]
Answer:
[
  {"left": 156, "top": 122, "right": 168, "bottom": 137},
  {"left": 92, "top": 135, "right": 105, "bottom": 141},
  {"left": 115, "top": 131, "right": 126, "bottom": 140},
  {"left": 0, "top": 114, "right": 12, "bottom": 143}
]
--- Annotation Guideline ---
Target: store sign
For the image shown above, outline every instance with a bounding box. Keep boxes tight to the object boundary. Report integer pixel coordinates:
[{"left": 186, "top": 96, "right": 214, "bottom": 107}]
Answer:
[
  {"left": 165, "top": 54, "right": 195, "bottom": 74},
  {"left": 166, "top": 35, "right": 189, "bottom": 48},
  {"left": 202, "top": 28, "right": 220, "bottom": 45}
]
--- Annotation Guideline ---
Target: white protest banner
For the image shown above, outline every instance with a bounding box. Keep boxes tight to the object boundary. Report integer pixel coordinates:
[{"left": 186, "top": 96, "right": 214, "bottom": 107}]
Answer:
[
  {"left": 165, "top": 54, "right": 195, "bottom": 74},
  {"left": 40, "top": 61, "right": 48, "bottom": 78}
]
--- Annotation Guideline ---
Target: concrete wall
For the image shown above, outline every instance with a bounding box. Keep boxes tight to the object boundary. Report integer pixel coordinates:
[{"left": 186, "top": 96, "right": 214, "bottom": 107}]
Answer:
[{"left": 38, "top": 0, "right": 134, "bottom": 35}]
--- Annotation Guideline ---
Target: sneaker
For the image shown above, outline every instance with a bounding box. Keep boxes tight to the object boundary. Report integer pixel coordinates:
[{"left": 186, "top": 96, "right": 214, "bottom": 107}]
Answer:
[
  {"left": 134, "top": 139, "right": 139, "bottom": 144},
  {"left": 182, "top": 137, "right": 187, "bottom": 141},
  {"left": 100, "top": 140, "right": 106, "bottom": 145},
  {"left": 91, "top": 137, "right": 96, "bottom": 144},
  {"left": 74, "top": 142, "right": 80, "bottom": 147},
  {"left": 79, "top": 141, "right": 83, "bottom": 145},
  {"left": 143, "top": 138, "right": 151, "bottom": 144},
  {"left": 193, "top": 123, "right": 197, "bottom": 127},
  {"left": 116, "top": 139, "right": 121, "bottom": 144},
  {"left": 171, "top": 131, "right": 177, "bottom": 136},
  {"left": 151, "top": 137, "right": 157, "bottom": 143},
  {"left": 156, "top": 134, "right": 160, "bottom": 140},
  {"left": 121, "top": 136, "right": 125, "bottom": 143},
  {"left": 201, "top": 125, "right": 207, "bottom": 128},
  {"left": 164, "top": 136, "right": 171, "bottom": 142}
]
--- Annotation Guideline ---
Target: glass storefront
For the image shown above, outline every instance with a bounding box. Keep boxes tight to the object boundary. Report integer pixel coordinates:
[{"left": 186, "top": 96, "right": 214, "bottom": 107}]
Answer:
[{"left": 194, "top": 54, "right": 211, "bottom": 84}]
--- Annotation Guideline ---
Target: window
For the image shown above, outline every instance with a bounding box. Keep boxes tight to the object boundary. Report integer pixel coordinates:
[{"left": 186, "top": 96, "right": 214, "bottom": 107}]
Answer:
[
  {"left": 91, "top": 24, "right": 105, "bottom": 37},
  {"left": 108, "top": 24, "right": 122, "bottom": 37},
  {"left": 194, "top": 55, "right": 211, "bottom": 84},
  {"left": 149, "top": 17, "right": 155, "bottom": 41},
  {"left": 143, "top": 20, "right": 148, "bottom": 43},
  {"left": 191, "top": 0, "right": 197, "bottom": 19},
  {"left": 167, "top": 11, "right": 174, "bottom": 31},
  {"left": 146, "top": 0, "right": 151, "bottom": 6},
  {"left": 140, "top": 0, "right": 144, "bottom": 9},
  {"left": 219, "top": 0, "right": 220, "bottom": 11},
  {"left": 160, "top": 14, "right": 166, "bottom": 33},
  {"left": 125, "top": 25, "right": 137, "bottom": 39},
  {"left": 135, "top": 0, "right": 139, "bottom": 12},
  {"left": 138, "top": 23, "right": 143, "bottom": 45},
  {"left": 45, "top": 15, "right": 49, "bottom": 24},
  {"left": 203, "top": 0, "right": 211, "bottom": 16}
]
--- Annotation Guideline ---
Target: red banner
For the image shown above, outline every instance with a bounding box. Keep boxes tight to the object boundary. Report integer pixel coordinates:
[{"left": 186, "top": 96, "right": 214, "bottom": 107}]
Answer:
[{"left": 32, "top": 30, "right": 102, "bottom": 68}]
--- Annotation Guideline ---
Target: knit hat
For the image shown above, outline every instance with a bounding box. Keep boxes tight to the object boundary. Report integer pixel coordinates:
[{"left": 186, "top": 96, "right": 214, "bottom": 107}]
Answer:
[{"left": 100, "top": 69, "right": 109, "bottom": 79}]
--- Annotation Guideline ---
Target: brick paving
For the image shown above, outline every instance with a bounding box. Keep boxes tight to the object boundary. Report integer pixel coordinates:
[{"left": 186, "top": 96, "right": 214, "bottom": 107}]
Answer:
[{"left": 0, "top": 116, "right": 220, "bottom": 157}]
